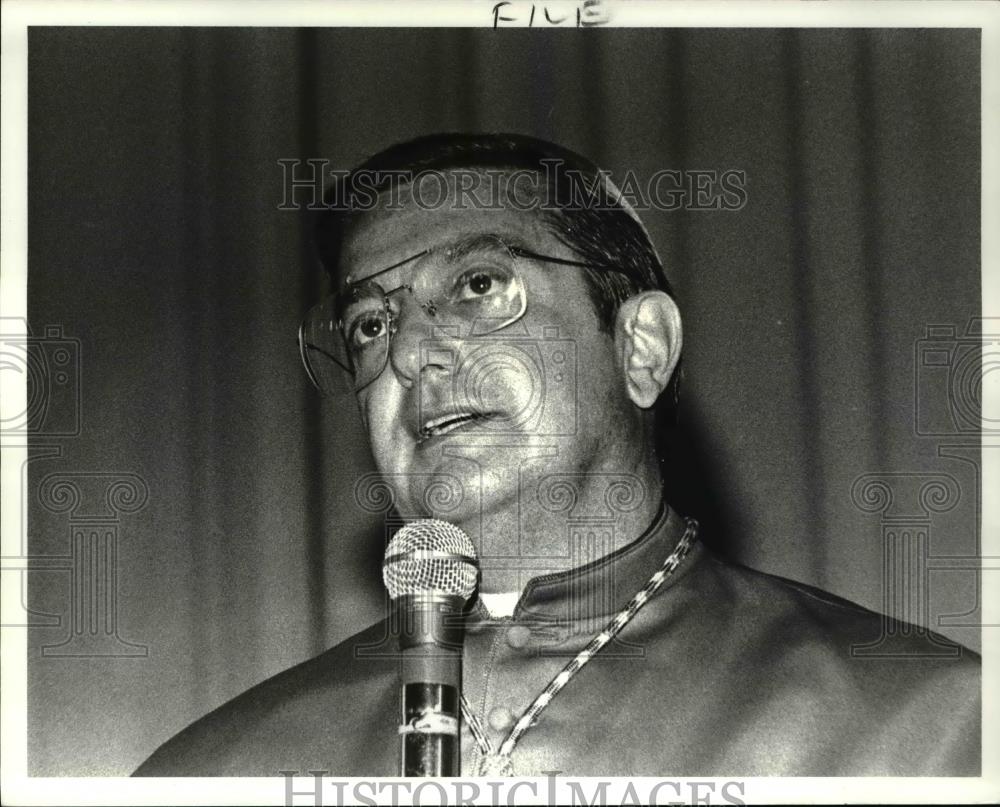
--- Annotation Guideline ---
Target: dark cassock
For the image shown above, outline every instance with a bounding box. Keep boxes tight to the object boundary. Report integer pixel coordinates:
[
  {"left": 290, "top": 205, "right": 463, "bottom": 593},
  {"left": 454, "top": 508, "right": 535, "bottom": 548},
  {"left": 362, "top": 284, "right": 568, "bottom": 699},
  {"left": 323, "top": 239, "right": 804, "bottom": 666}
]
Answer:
[{"left": 134, "top": 502, "right": 980, "bottom": 777}]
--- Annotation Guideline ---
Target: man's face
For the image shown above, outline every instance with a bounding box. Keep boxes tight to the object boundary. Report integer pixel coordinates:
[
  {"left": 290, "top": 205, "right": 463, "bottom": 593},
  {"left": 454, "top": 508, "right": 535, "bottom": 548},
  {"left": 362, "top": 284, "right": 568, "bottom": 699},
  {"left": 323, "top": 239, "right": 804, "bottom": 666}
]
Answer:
[{"left": 338, "top": 172, "right": 640, "bottom": 528}]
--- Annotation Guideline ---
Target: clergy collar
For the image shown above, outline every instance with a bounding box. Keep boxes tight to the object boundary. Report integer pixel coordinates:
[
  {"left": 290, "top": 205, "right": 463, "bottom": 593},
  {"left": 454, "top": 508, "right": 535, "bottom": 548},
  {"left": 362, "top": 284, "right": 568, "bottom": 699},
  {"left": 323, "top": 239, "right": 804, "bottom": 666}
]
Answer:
[{"left": 467, "top": 501, "right": 701, "bottom": 628}]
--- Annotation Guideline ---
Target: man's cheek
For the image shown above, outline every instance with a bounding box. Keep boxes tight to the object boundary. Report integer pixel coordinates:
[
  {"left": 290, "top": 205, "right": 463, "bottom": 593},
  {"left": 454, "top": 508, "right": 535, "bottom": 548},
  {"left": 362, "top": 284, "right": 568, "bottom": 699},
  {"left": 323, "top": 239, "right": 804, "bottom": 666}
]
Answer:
[
  {"left": 360, "top": 384, "right": 402, "bottom": 441},
  {"left": 358, "top": 388, "right": 375, "bottom": 432},
  {"left": 457, "top": 348, "right": 540, "bottom": 421},
  {"left": 362, "top": 410, "right": 403, "bottom": 474}
]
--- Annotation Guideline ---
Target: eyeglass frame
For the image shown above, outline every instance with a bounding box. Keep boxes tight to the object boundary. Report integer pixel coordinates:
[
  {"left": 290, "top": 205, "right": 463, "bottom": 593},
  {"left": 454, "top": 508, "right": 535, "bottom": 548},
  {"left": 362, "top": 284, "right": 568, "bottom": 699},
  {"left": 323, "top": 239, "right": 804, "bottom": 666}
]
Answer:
[{"left": 298, "top": 236, "right": 640, "bottom": 394}]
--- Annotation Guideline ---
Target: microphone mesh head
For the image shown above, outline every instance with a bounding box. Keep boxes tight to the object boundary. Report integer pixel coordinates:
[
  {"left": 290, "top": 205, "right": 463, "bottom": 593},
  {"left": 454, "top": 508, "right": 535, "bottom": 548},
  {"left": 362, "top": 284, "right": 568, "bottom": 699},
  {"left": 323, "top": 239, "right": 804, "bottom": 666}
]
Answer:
[{"left": 383, "top": 519, "right": 479, "bottom": 601}]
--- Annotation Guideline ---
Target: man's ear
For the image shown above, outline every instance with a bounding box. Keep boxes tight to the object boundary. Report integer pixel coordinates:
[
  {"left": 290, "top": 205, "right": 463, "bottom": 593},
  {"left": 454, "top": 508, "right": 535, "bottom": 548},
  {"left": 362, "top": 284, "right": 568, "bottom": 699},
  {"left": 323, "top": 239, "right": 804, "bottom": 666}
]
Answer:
[{"left": 614, "top": 291, "right": 683, "bottom": 409}]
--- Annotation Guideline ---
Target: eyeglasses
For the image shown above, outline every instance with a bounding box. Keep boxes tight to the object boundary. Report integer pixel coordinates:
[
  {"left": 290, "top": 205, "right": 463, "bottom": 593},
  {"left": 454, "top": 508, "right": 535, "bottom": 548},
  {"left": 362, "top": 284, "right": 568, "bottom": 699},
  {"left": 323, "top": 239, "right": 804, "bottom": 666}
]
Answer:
[{"left": 298, "top": 234, "right": 632, "bottom": 395}]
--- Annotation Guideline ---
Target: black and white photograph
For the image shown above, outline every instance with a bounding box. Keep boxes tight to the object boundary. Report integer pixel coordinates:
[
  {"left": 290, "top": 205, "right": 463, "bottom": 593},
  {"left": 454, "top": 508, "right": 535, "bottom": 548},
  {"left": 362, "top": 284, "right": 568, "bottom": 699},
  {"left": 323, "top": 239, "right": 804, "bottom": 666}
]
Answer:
[{"left": 1, "top": 1, "right": 997, "bottom": 804}]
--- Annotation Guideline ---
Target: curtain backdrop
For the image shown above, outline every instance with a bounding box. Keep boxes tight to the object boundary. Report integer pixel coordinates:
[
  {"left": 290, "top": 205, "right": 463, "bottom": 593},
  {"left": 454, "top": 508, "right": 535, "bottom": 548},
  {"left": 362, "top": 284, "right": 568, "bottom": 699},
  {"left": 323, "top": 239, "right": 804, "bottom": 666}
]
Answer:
[{"left": 26, "top": 27, "right": 980, "bottom": 775}]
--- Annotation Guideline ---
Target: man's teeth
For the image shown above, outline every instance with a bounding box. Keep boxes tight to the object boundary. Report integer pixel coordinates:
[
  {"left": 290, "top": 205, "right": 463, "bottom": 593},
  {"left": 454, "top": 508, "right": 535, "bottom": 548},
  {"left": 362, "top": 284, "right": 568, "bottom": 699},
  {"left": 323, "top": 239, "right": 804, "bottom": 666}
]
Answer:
[{"left": 421, "top": 413, "right": 483, "bottom": 438}]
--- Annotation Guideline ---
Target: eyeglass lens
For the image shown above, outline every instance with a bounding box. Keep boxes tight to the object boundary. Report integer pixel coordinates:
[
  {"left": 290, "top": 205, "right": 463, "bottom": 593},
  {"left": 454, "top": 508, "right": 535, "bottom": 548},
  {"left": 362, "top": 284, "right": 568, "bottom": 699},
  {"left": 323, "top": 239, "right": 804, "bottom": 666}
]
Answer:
[{"left": 300, "top": 235, "right": 527, "bottom": 394}]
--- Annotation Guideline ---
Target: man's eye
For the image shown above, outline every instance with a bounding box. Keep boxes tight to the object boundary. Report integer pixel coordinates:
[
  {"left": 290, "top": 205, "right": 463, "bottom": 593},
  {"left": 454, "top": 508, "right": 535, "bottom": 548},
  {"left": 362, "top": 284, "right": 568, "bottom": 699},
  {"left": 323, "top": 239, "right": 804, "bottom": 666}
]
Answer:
[
  {"left": 467, "top": 272, "right": 493, "bottom": 295},
  {"left": 348, "top": 313, "right": 386, "bottom": 348},
  {"left": 453, "top": 267, "right": 510, "bottom": 301}
]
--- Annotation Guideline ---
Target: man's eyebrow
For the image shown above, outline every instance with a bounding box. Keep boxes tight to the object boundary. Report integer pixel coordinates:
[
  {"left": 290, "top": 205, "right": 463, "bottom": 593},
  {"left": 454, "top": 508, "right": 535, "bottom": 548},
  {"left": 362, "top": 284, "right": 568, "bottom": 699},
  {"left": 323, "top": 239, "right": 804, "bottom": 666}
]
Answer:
[
  {"left": 346, "top": 232, "right": 526, "bottom": 286},
  {"left": 346, "top": 249, "right": 427, "bottom": 286},
  {"left": 441, "top": 232, "right": 528, "bottom": 261}
]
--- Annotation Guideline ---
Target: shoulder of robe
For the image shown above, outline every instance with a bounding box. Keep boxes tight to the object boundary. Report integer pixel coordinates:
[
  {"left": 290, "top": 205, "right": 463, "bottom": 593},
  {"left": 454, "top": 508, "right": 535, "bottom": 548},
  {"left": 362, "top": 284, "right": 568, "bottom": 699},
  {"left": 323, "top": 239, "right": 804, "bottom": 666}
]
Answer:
[{"left": 132, "top": 618, "right": 396, "bottom": 776}]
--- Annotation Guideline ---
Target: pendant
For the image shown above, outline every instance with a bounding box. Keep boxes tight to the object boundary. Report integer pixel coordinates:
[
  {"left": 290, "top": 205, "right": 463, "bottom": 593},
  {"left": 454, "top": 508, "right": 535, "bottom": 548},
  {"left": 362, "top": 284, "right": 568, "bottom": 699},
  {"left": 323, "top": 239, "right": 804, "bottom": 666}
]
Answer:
[{"left": 475, "top": 753, "right": 515, "bottom": 777}]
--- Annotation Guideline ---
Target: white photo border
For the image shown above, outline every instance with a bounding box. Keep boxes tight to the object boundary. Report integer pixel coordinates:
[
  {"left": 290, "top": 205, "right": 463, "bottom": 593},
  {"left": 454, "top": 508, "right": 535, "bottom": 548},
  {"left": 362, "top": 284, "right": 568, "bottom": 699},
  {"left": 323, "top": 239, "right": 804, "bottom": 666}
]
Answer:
[{"left": 2, "top": 1, "right": 997, "bottom": 804}]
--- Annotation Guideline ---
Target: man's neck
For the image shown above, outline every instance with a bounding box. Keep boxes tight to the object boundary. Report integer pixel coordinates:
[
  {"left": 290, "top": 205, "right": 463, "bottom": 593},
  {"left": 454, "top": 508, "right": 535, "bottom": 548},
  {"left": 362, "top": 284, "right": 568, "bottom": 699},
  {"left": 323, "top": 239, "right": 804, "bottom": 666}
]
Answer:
[{"left": 465, "top": 466, "right": 665, "bottom": 595}]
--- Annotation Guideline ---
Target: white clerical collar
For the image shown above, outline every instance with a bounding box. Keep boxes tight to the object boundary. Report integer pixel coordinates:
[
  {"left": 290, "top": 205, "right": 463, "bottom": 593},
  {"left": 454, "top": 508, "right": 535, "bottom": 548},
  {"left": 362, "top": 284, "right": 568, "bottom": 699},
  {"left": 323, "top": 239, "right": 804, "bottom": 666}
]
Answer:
[{"left": 479, "top": 591, "right": 520, "bottom": 618}]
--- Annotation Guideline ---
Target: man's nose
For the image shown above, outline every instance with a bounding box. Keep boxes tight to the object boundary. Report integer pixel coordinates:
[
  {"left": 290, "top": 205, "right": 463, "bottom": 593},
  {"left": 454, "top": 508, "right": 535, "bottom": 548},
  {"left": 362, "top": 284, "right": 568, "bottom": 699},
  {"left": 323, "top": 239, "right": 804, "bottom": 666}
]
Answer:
[{"left": 386, "top": 296, "right": 455, "bottom": 386}]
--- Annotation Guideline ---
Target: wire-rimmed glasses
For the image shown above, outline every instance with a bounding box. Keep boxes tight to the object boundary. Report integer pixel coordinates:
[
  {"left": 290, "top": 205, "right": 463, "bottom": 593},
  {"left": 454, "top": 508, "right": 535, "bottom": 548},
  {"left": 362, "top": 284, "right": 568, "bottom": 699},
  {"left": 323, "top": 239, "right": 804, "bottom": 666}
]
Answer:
[{"left": 299, "top": 234, "right": 631, "bottom": 395}]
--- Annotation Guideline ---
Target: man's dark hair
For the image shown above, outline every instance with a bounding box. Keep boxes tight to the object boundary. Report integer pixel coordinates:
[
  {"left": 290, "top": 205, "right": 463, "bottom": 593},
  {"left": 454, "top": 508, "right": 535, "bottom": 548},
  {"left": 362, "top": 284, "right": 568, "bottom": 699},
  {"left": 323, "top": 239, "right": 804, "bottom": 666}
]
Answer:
[{"left": 314, "top": 132, "right": 682, "bottom": 433}]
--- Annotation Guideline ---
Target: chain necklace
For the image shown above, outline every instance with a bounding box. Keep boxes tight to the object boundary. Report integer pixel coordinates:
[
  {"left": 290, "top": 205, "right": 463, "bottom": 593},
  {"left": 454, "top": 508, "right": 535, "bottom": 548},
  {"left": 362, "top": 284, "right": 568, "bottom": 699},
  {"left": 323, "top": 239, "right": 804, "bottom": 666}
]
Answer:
[{"left": 462, "top": 517, "right": 699, "bottom": 776}]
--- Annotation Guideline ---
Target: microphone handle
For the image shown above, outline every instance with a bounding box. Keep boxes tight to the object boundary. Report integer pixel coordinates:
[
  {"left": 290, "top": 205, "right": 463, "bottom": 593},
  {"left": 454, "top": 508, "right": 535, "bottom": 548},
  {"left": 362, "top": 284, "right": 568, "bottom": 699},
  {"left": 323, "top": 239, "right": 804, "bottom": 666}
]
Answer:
[
  {"left": 397, "top": 595, "right": 465, "bottom": 777},
  {"left": 400, "top": 662, "right": 460, "bottom": 775}
]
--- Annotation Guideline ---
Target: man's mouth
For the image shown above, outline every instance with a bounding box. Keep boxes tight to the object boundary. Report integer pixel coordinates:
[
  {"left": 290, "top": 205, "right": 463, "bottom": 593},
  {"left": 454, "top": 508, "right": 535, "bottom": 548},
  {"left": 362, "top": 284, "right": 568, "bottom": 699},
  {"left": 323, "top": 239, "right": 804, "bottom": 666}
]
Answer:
[{"left": 418, "top": 411, "right": 496, "bottom": 443}]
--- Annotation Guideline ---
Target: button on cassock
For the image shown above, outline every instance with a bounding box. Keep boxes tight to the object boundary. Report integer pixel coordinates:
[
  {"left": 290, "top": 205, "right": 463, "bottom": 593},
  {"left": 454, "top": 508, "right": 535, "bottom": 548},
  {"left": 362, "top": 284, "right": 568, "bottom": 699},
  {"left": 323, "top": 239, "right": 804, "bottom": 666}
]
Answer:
[
  {"left": 487, "top": 706, "right": 514, "bottom": 732},
  {"left": 506, "top": 625, "right": 531, "bottom": 649}
]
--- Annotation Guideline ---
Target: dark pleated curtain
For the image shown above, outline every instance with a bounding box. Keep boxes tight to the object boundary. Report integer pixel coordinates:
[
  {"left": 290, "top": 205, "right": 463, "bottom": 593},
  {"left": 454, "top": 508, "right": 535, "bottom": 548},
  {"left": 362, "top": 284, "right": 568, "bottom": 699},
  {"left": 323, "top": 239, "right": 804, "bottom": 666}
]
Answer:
[{"left": 26, "top": 28, "right": 980, "bottom": 775}]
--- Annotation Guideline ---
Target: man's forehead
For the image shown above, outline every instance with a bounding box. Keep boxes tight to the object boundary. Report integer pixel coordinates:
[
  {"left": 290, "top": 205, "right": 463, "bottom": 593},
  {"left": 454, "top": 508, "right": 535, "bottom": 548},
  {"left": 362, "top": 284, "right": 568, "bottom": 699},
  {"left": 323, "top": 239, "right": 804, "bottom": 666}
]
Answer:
[{"left": 337, "top": 175, "right": 556, "bottom": 287}]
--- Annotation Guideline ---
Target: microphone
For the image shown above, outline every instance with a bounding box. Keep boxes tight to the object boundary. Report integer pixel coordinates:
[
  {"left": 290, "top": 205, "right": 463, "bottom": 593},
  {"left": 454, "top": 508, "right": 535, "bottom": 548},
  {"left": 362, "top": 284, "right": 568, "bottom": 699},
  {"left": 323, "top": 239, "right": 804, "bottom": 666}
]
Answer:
[{"left": 383, "top": 520, "right": 479, "bottom": 777}]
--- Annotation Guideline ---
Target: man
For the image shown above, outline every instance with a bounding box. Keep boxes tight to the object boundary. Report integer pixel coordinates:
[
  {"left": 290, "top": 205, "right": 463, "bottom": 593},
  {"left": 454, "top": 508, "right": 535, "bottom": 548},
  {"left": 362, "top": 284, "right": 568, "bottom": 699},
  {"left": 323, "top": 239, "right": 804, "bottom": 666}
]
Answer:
[{"left": 135, "top": 134, "right": 980, "bottom": 777}]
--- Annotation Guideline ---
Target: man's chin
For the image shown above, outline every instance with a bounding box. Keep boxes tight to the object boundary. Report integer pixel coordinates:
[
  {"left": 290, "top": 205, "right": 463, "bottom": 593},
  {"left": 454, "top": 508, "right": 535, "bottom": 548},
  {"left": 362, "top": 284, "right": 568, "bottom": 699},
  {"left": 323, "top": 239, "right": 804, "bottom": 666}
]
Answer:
[
  {"left": 400, "top": 453, "right": 483, "bottom": 521},
  {"left": 400, "top": 453, "right": 520, "bottom": 523}
]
